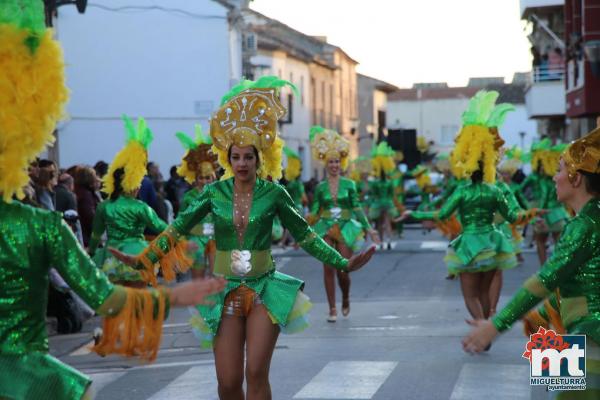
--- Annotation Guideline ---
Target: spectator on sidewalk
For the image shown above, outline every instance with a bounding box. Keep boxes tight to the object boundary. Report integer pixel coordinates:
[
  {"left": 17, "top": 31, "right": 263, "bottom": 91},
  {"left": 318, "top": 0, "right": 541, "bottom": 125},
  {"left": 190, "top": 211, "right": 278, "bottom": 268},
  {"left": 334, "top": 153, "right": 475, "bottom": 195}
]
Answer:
[{"left": 74, "top": 166, "right": 100, "bottom": 246}]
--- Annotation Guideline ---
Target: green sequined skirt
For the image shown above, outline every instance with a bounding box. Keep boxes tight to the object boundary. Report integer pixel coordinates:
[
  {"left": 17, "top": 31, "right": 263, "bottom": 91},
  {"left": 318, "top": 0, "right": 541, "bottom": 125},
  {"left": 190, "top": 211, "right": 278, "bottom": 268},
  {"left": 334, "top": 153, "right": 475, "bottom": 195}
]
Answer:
[
  {"left": 497, "top": 222, "right": 523, "bottom": 254},
  {"left": 93, "top": 238, "right": 147, "bottom": 282},
  {"left": 368, "top": 200, "right": 399, "bottom": 220},
  {"left": 188, "top": 270, "right": 311, "bottom": 348},
  {"left": 312, "top": 218, "right": 365, "bottom": 251},
  {"left": 0, "top": 352, "right": 90, "bottom": 400},
  {"left": 444, "top": 228, "right": 517, "bottom": 274}
]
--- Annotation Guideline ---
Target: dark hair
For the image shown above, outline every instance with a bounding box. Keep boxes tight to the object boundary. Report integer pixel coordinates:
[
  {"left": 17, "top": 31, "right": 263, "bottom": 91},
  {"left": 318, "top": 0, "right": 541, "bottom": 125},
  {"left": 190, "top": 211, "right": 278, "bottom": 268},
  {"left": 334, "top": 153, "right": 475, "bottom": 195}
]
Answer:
[
  {"left": 380, "top": 169, "right": 386, "bottom": 181},
  {"left": 471, "top": 161, "right": 484, "bottom": 183},
  {"left": 170, "top": 165, "right": 178, "bottom": 177},
  {"left": 74, "top": 166, "right": 97, "bottom": 189},
  {"left": 581, "top": 171, "right": 600, "bottom": 197},
  {"left": 38, "top": 159, "right": 56, "bottom": 169},
  {"left": 227, "top": 145, "right": 260, "bottom": 166},
  {"left": 110, "top": 167, "right": 125, "bottom": 201},
  {"left": 94, "top": 161, "right": 108, "bottom": 178}
]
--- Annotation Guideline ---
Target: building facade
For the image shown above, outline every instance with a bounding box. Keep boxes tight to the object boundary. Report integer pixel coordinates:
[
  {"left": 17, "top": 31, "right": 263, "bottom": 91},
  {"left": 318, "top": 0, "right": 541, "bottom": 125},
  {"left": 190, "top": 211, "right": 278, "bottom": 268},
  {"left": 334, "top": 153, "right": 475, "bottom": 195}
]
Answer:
[{"left": 51, "top": 0, "right": 244, "bottom": 176}]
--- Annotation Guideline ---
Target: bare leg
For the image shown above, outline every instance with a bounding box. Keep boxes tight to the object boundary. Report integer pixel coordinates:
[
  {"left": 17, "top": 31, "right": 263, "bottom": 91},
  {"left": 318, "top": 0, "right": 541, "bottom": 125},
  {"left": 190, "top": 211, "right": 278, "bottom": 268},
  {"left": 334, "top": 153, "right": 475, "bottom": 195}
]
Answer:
[
  {"left": 535, "top": 233, "right": 549, "bottom": 265},
  {"left": 323, "top": 236, "right": 337, "bottom": 319},
  {"left": 207, "top": 251, "right": 216, "bottom": 276},
  {"left": 336, "top": 241, "right": 353, "bottom": 316},
  {"left": 489, "top": 269, "right": 503, "bottom": 316},
  {"left": 214, "top": 315, "right": 246, "bottom": 400},
  {"left": 245, "top": 305, "right": 280, "bottom": 400},
  {"left": 459, "top": 272, "right": 485, "bottom": 320},
  {"left": 479, "top": 269, "right": 497, "bottom": 319}
]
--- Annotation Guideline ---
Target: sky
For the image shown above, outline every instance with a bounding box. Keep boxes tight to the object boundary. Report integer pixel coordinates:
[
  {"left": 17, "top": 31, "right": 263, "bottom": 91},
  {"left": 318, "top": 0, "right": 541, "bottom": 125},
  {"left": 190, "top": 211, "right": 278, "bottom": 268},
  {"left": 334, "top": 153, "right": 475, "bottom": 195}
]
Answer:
[{"left": 250, "top": 0, "right": 532, "bottom": 88}]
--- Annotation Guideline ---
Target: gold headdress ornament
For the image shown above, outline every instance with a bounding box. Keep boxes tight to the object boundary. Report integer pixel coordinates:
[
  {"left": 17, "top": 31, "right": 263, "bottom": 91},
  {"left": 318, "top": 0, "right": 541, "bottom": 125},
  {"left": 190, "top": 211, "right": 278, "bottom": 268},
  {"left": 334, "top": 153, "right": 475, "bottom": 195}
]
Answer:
[
  {"left": 563, "top": 121, "right": 600, "bottom": 178},
  {"left": 103, "top": 115, "right": 154, "bottom": 196},
  {"left": 450, "top": 90, "right": 515, "bottom": 183},
  {"left": 283, "top": 146, "right": 302, "bottom": 181},
  {"left": 210, "top": 76, "right": 298, "bottom": 181},
  {"left": 176, "top": 124, "right": 218, "bottom": 184},
  {"left": 0, "top": 1, "right": 69, "bottom": 202},
  {"left": 309, "top": 125, "right": 350, "bottom": 170}
]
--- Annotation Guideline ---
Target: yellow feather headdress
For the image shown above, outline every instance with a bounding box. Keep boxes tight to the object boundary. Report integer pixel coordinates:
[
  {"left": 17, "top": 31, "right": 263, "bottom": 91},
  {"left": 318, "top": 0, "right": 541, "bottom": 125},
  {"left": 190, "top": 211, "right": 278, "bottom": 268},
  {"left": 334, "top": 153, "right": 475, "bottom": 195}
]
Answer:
[
  {"left": 209, "top": 76, "right": 298, "bottom": 181},
  {"left": 370, "top": 142, "right": 396, "bottom": 177},
  {"left": 450, "top": 90, "right": 515, "bottom": 183},
  {"left": 103, "top": 115, "right": 154, "bottom": 196},
  {"left": 0, "top": 1, "right": 69, "bottom": 202},
  {"left": 309, "top": 125, "right": 350, "bottom": 171},
  {"left": 283, "top": 146, "right": 302, "bottom": 181},
  {"left": 176, "top": 124, "right": 218, "bottom": 184}
]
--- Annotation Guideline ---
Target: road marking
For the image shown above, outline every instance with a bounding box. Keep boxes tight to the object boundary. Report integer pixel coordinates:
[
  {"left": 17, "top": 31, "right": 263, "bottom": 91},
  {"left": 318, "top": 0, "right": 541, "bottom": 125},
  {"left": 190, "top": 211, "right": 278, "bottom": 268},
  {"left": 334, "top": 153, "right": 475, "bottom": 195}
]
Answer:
[
  {"left": 293, "top": 361, "right": 397, "bottom": 399},
  {"left": 378, "top": 315, "right": 399, "bottom": 320},
  {"left": 147, "top": 365, "right": 218, "bottom": 400},
  {"left": 87, "top": 371, "right": 127, "bottom": 395},
  {"left": 81, "top": 359, "right": 215, "bottom": 375},
  {"left": 275, "top": 257, "right": 291, "bottom": 270},
  {"left": 163, "top": 322, "right": 190, "bottom": 328},
  {"left": 349, "top": 325, "right": 419, "bottom": 331},
  {"left": 420, "top": 241, "right": 448, "bottom": 250},
  {"left": 70, "top": 339, "right": 94, "bottom": 356},
  {"left": 450, "top": 363, "right": 530, "bottom": 400}
]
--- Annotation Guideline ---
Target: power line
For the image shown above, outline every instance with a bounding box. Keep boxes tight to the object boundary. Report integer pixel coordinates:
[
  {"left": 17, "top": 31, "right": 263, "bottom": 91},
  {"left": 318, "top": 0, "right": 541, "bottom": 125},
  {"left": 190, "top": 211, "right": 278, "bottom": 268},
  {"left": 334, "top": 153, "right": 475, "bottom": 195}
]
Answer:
[{"left": 87, "top": 3, "right": 227, "bottom": 20}]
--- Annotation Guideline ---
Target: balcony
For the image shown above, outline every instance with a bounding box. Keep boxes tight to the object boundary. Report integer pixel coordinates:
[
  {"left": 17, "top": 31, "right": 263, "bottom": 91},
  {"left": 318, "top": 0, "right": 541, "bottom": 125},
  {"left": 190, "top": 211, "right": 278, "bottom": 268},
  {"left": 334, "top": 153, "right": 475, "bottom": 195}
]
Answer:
[
  {"left": 520, "top": 0, "right": 564, "bottom": 17},
  {"left": 525, "top": 66, "right": 566, "bottom": 118}
]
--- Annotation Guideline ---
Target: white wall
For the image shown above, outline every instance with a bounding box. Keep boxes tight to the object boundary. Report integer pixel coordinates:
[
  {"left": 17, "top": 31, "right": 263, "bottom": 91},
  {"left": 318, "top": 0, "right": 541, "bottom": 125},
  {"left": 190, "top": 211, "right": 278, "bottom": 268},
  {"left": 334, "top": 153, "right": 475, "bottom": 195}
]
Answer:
[
  {"left": 388, "top": 99, "right": 537, "bottom": 152},
  {"left": 251, "top": 51, "right": 313, "bottom": 180},
  {"left": 55, "top": 0, "right": 241, "bottom": 176}
]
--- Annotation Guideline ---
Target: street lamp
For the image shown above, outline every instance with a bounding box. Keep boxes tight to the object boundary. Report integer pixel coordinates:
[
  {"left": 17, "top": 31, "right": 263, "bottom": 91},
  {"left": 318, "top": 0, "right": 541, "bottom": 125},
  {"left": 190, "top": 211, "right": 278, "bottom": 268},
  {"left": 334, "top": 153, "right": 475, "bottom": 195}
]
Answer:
[
  {"left": 44, "top": 0, "right": 87, "bottom": 27},
  {"left": 519, "top": 131, "right": 526, "bottom": 149}
]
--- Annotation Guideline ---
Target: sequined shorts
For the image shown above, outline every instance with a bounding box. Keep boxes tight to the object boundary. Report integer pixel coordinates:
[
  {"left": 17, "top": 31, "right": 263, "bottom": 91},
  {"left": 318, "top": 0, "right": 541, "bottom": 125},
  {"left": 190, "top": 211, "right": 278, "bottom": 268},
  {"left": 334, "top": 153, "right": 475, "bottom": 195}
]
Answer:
[{"left": 223, "top": 285, "right": 264, "bottom": 317}]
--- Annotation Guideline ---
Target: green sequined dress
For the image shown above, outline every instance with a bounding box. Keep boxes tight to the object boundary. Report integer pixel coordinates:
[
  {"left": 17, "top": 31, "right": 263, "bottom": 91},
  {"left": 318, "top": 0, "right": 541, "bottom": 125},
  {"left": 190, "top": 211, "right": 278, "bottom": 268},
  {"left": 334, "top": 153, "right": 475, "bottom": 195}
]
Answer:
[
  {"left": 142, "top": 178, "right": 349, "bottom": 348},
  {"left": 181, "top": 188, "right": 215, "bottom": 270},
  {"left": 285, "top": 179, "right": 305, "bottom": 213},
  {"left": 88, "top": 196, "right": 167, "bottom": 282},
  {"left": 368, "top": 178, "right": 399, "bottom": 220},
  {"left": 412, "top": 182, "right": 523, "bottom": 274},
  {"left": 492, "top": 198, "right": 600, "bottom": 397},
  {"left": 494, "top": 180, "right": 525, "bottom": 253},
  {"left": 310, "top": 177, "right": 371, "bottom": 251},
  {"left": 539, "top": 175, "right": 570, "bottom": 233},
  {"left": 0, "top": 202, "right": 116, "bottom": 400}
]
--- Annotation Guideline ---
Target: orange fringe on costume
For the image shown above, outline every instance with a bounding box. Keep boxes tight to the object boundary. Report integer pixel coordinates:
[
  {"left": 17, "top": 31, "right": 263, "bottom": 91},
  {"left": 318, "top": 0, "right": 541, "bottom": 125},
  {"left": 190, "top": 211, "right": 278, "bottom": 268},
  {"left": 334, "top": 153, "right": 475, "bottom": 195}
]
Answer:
[
  {"left": 522, "top": 291, "right": 565, "bottom": 336},
  {"left": 514, "top": 208, "right": 539, "bottom": 225},
  {"left": 435, "top": 215, "right": 462, "bottom": 239},
  {"left": 138, "top": 231, "right": 193, "bottom": 287},
  {"left": 92, "top": 288, "right": 168, "bottom": 362}
]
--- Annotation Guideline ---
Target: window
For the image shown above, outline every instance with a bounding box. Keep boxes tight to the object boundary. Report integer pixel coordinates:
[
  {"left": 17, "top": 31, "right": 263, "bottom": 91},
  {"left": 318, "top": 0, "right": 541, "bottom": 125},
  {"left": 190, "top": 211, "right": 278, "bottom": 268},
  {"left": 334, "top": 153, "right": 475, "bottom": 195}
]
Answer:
[{"left": 441, "top": 125, "right": 459, "bottom": 145}]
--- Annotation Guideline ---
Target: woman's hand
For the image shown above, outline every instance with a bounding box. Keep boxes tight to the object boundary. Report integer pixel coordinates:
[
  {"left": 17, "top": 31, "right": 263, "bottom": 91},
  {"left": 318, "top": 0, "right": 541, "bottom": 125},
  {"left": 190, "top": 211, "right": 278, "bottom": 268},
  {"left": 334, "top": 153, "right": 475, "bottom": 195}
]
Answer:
[
  {"left": 368, "top": 229, "right": 381, "bottom": 245},
  {"left": 462, "top": 319, "right": 499, "bottom": 354},
  {"left": 346, "top": 245, "right": 376, "bottom": 273},
  {"left": 169, "top": 277, "right": 227, "bottom": 307},
  {"left": 109, "top": 247, "right": 137, "bottom": 267},
  {"left": 394, "top": 210, "right": 412, "bottom": 223}
]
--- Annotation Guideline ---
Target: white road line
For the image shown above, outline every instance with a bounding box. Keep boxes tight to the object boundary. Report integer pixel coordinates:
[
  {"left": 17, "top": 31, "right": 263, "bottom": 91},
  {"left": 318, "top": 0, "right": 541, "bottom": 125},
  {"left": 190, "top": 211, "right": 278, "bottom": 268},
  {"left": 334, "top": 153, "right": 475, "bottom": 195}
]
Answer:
[
  {"left": 450, "top": 363, "right": 530, "bottom": 400},
  {"left": 81, "top": 359, "right": 215, "bottom": 375},
  {"left": 87, "top": 371, "right": 127, "bottom": 396},
  {"left": 70, "top": 339, "right": 94, "bottom": 356},
  {"left": 275, "top": 257, "right": 292, "bottom": 270},
  {"left": 293, "top": 361, "right": 397, "bottom": 399},
  {"left": 147, "top": 365, "right": 218, "bottom": 400},
  {"left": 420, "top": 241, "right": 448, "bottom": 250},
  {"left": 163, "top": 322, "right": 190, "bottom": 328}
]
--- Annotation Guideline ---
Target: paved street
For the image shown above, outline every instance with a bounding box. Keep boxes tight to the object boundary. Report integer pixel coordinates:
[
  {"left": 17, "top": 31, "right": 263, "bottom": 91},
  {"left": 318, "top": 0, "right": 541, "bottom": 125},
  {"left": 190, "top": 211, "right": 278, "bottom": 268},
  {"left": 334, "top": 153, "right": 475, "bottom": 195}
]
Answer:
[{"left": 52, "top": 227, "right": 545, "bottom": 399}]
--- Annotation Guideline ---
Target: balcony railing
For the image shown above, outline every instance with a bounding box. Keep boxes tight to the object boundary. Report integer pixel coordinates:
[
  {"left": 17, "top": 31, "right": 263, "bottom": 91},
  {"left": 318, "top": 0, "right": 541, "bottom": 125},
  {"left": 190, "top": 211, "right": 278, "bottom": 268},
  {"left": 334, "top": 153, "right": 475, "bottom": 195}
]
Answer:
[{"left": 531, "top": 65, "right": 565, "bottom": 83}]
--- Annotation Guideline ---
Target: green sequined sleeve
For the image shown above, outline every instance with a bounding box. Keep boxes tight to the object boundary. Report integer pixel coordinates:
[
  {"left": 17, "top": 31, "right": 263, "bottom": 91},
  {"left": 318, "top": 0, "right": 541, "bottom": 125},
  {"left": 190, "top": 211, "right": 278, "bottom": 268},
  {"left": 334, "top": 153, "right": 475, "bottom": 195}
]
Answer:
[
  {"left": 277, "top": 185, "right": 348, "bottom": 270},
  {"left": 140, "top": 203, "right": 168, "bottom": 233},
  {"left": 310, "top": 183, "right": 323, "bottom": 216},
  {"left": 137, "top": 186, "right": 212, "bottom": 266},
  {"left": 349, "top": 180, "right": 370, "bottom": 230},
  {"left": 88, "top": 201, "right": 105, "bottom": 256},
  {"left": 48, "top": 212, "right": 115, "bottom": 311},
  {"left": 492, "top": 218, "right": 591, "bottom": 332},
  {"left": 412, "top": 185, "right": 461, "bottom": 221}
]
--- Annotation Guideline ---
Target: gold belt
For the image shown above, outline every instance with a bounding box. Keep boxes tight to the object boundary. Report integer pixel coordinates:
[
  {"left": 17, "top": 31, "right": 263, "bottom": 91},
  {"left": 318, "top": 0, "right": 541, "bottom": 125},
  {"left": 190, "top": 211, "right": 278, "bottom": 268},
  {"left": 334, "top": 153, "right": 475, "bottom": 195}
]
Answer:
[{"left": 214, "top": 249, "right": 273, "bottom": 279}]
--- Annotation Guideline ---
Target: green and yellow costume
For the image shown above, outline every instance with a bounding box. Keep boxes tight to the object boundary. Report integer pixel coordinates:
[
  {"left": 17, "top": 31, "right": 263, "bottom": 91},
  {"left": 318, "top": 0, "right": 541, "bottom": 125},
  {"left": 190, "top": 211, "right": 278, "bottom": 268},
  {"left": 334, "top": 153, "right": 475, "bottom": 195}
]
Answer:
[{"left": 368, "top": 142, "right": 399, "bottom": 220}]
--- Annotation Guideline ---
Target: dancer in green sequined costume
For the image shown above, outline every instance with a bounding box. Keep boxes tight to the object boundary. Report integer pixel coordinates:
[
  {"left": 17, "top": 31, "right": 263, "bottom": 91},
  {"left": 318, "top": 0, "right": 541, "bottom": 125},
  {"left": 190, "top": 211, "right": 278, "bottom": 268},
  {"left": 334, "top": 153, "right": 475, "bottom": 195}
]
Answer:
[
  {"left": 0, "top": 4, "right": 226, "bottom": 397},
  {"left": 88, "top": 116, "right": 168, "bottom": 287},
  {"left": 368, "top": 142, "right": 399, "bottom": 249},
  {"left": 464, "top": 123, "right": 600, "bottom": 398},
  {"left": 401, "top": 91, "right": 541, "bottom": 323},
  {"left": 175, "top": 126, "right": 219, "bottom": 278},
  {"left": 112, "top": 78, "right": 376, "bottom": 400},
  {"left": 309, "top": 126, "right": 380, "bottom": 322}
]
